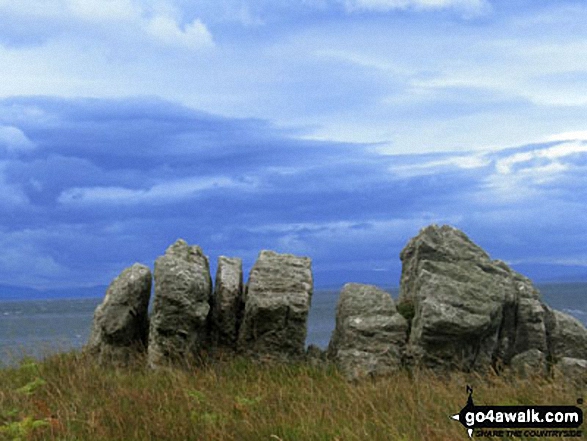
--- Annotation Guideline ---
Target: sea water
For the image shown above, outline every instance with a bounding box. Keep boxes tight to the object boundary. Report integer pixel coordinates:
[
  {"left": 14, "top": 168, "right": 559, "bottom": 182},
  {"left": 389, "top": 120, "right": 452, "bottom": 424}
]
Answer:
[
  {"left": 0, "top": 291, "right": 345, "bottom": 366},
  {"left": 0, "top": 284, "right": 585, "bottom": 366},
  {"left": 0, "top": 297, "right": 100, "bottom": 366}
]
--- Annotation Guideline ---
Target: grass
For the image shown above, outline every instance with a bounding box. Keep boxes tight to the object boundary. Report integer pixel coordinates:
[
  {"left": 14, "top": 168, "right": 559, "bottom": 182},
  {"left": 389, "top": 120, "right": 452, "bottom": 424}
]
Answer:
[{"left": 0, "top": 351, "right": 584, "bottom": 441}]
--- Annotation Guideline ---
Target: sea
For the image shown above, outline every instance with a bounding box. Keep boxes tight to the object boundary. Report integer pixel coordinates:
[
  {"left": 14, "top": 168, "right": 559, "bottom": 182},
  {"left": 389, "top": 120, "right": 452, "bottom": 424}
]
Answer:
[{"left": 1, "top": 283, "right": 586, "bottom": 367}]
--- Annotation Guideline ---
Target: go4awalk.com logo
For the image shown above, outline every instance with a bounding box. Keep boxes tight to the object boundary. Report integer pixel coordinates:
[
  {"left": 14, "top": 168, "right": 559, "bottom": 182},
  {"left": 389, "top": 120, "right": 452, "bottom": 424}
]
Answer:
[{"left": 450, "top": 386, "right": 583, "bottom": 438}]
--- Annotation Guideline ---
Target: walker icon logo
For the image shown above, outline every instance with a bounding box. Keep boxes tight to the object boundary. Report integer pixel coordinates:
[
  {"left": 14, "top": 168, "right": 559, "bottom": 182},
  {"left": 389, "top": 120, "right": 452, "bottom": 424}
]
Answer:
[{"left": 450, "top": 386, "right": 583, "bottom": 438}]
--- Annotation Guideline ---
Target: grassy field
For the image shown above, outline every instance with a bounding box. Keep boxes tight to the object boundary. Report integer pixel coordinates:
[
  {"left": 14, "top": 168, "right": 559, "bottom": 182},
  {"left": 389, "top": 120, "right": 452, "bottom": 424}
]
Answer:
[{"left": 0, "top": 352, "right": 584, "bottom": 441}]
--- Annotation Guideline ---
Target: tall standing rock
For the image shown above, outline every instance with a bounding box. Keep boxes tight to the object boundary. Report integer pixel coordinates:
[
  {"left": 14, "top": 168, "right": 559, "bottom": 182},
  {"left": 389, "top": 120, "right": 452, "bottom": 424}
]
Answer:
[
  {"left": 398, "top": 225, "right": 550, "bottom": 372},
  {"left": 148, "top": 239, "right": 212, "bottom": 368},
  {"left": 327, "top": 283, "right": 408, "bottom": 380},
  {"left": 210, "top": 256, "right": 244, "bottom": 351},
  {"left": 86, "top": 263, "right": 152, "bottom": 366},
  {"left": 505, "top": 273, "right": 549, "bottom": 370},
  {"left": 237, "top": 250, "right": 313, "bottom": 361}
]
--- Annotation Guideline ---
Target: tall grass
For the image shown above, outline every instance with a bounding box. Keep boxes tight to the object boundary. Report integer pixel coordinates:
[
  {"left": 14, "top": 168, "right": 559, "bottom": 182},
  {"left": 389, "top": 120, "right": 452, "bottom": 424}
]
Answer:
[{"left": 0, "top": 351, "right": 584, "bottom": 440}]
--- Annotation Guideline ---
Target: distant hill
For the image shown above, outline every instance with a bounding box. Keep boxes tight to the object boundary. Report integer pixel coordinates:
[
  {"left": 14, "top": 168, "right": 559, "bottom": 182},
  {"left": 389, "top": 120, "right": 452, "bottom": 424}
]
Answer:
[
  {"left": 1, "top": 281, "right": 585, "bottom": 317},
  {"left": 0, "top": 284, "right": 107, "bottom": 301},
  {"left": 538, "top": 282, "right": 587, "bottom": 324},
  {"left": 511, "top": 264, "right": 587, "bottom": 284}
]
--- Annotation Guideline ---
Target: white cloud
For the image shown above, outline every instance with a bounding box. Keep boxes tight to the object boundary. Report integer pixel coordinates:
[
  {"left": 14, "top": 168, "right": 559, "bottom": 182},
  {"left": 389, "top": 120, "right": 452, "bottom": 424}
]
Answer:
[
  {"left": 387, "top": 153, "right": 490, "bottom": 177},
  {"left": 509, "top": 257, "right": 587, "bottom": 268},
  {"left": 67, "top": 0, "right": 138, "bottom": 22},
  {"left": 0, "top": 0, "right": 60, "bottom": 18},
  {"left": 476, "top": 140, "right": 587, "bottom": 205},
  {"left": 0, "top": 0, "right": 214, "bottom": 50},
  {"left": 146, "top": 15, "right": 213, "bottom": 49},
  {"left": 546, "top": 131, "right": 587, "bottom": 143},
  {"left": 342, "top": 0, "right": 490, "bottom": 14},
  {"left": 0, "top": 125, "right": 36, "bottom": 152},
  {"left": 248, "top": 216, "right": 463, "bottom": 249},
  {"left": 0, "top": 245, "right": 63, "bottom": 276},
  {"left": 381, "top": 137, "right": 587, "bottom": 180},
  {"left": 541, "top": 141, "right": 587, "bottom": 159},
  {"left": 0, "top": 227, "right": 70, "bottom": 287},
  {"left": 58, "top": 175, "right": 256, "bottom": 205},
  {"left": 0, "top": 0, "right": 585, "bottom": 156},
  {"left": 409, "top": 40, "right": 587, "bottom": 109},
  {"left": 0, "top": 161, "right": 30, "bottom": 206},
  {"left": 495, "top": 141, "right": 587, "bottom": 174},
  {"left": 0, "top": 0, "right": 137, "bottom": 23},
  {"left": 494, "top": 151, "right": 534, "bottom": 175}
]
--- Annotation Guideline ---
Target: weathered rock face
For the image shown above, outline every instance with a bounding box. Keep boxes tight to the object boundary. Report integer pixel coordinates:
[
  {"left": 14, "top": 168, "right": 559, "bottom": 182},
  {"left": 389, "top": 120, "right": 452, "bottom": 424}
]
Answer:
[
  {"left": 398, "top": 225, "right": 550, "bottom": 372},
  {"left": 510, "top": 349, "right": 548, "bottom": 378},
  {"left": 328, "top": 283, "right": 408, "bottom": 380},
  {"left": 210, "top": 256, "right": 243, "bottom": 351},
  {"left": 147, "top": 239, "right": 212, "bottom": 368},
  {"left": 237, "top": 250, "right": 312, "bottom": 361},
  {"left": 554, "top": 357, "right": 587, "bottom": 385},
  {"left": 306, "top": 344, "right": 326, "bottom": 367},
  {"left": 85, "top": 223, "right": 587, "bottom": 381},
  {"left": 546, "top": 309, "right": 587, "bottom": 361},
  {"left": 86, "top": 263, "right": 152, "bottom": 366},
  {"left": 510, "top": 274, "right": 549, "bottom": 357}
]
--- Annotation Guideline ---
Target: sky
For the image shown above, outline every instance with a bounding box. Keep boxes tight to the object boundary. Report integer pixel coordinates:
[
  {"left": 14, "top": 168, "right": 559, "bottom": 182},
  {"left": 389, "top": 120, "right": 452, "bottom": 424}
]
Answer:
[{"left": 0, "top": 0, "right": 586, "bottom": 292}]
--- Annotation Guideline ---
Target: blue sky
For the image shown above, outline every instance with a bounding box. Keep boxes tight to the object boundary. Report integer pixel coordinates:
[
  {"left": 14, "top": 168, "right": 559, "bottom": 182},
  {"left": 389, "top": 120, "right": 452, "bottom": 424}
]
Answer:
[{"left": 0, "top": 0, "right": 586, "bottom": 291}]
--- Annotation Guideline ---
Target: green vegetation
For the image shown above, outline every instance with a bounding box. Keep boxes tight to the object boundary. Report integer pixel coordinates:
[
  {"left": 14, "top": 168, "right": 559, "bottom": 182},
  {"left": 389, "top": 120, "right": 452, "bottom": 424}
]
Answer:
[
  {"left": 0, "top": 351, "right": 583, "bottom": 440},
  {"left": 397, "top": 299, "right": 416, "bottom": 323}
]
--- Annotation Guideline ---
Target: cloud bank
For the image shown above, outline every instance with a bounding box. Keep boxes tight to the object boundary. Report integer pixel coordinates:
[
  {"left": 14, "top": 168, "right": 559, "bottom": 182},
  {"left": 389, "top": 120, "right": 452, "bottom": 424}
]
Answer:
[
  {"left": 0, "top": 0, "right": 214, "bottom": 49},
  {"left": 341, "top": 0, "right": 490, "bottom": 15},
  {"left": 0, "top": 96, "right": 585, "bottom": 289}
]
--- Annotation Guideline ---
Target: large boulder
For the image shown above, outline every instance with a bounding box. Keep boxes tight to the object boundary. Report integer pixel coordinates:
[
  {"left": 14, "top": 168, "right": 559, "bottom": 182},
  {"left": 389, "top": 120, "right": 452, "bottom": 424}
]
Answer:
[
  {"left": 398, "top": 225, "right": 549, "bottom": 372},
  {"left": 554, "top": 357, "right": 587, "bottom": 386},
  {"left": 147, "top": 239, "right": 212, "bottom": 368},
  {"left": 237, "top": 250, "right": 313, "bottom": 361},
  {"left": 510, "top": 349, "right": 548, "bottom": 378},
  {"left": 87, "top": 263, "right": 152, "bottom": 366},
  {"left": 210, "top": 256, "right": 244, "bottom": 351},
  {"left": 545, "top": 309, "right": 587, "bottom": 361},
  {"left": 328, "top": 283, "right": 408, "bottom": 380}
]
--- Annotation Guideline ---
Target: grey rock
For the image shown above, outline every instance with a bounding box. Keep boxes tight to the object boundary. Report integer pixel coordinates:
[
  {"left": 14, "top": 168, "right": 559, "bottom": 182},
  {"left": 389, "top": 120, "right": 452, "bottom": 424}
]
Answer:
[
  {"left": 546, "top": 309, "right": 587, "bottom": 361},
  {"left": 510, "top": 349, "right": 548, "bottom": 377},
  {"left": 554, "top": 357, "right": 587, "bottom": 385},
  {"left": 147, "top": 239, "right": 212, "bottom": 368},
  {"left": 511, "top": 274, "right": 548, "bottom": 356},
  {"left": 237, "top": 250, "right": 312, "bottom": 361},
  {"left": 87, "top": 263, "right": 151, "bottom": 366},
  {"left": 306, "top": 344, "right": 326, "bottom": 367},
  {"left": 398, "top": 224, "right": 549, "bottom": 372},
  {"left": 210, "top": 256, "right": 243, "bottom": 351},
  {"left": 328, "top": 283, "right": 407, "bottom": 380}
]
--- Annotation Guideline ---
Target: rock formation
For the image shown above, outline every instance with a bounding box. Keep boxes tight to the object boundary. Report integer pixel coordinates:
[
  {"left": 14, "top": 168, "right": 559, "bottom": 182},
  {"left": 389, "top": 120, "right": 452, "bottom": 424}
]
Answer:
[
  {"left": 546, "top": 308, "right": 587, "bottom": 382},
  {"left": 306, "top": 344, "right": 326, "bottom": 367},
  {"left": 86, "top": 263, "right": 152, "bottom": 366},
  {"left": 554, "top": 358, "right": 587, "bottom": 385},
  {"left": 85, "top": 225, "right": 587, "bottom": 384},
  {"left": 327, "top": 283, "right": 407, "bottom": 380},
  {"left": 397, "top": 224, "right": 587, "bottom": 378},
  {"left": 318, "top": 223, "right": 587, "bottom": 381},
  {"left": 398, "top": 225, "right": 515, "bottom": 371},
  {"left": 546, "top": 309, "right": 587, "bottom": 360},
  {"left": 237, "top": 250, "right": 313, "bottom": 361},
  {"left": 510, "top": 348, "right": 548, "bottom": 378},
  {"left": 147, "top": 239, "right": 212, "bottom": 368},
  {"left": 210, "top": 256, "right": 244, "bottom": 351}
]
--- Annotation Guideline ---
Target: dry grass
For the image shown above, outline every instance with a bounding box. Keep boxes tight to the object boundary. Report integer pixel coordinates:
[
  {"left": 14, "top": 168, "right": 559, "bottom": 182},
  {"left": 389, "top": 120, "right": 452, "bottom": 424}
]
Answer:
[{"left": 0, "top": 351, "right": 584, "bottom": 440}]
